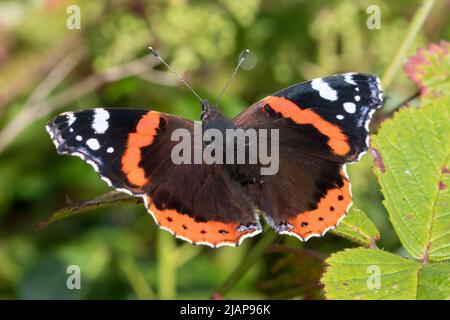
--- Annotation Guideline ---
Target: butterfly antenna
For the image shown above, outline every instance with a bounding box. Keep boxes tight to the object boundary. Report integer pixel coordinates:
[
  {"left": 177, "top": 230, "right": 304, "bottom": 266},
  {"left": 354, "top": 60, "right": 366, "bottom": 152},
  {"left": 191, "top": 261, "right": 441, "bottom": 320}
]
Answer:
[
  {"left": 214, "top": 49, "right": 250, "bottom": 107},
  {"left": 148, "top": 47, "right": 203, "bottom": 103}
]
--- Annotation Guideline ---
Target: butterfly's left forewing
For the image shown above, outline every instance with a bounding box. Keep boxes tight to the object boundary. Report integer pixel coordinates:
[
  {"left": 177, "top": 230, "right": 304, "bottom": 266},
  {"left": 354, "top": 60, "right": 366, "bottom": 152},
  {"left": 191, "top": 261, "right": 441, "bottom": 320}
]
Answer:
[{"left": 47, "top": 108, "right": 173, "bottom": 194}]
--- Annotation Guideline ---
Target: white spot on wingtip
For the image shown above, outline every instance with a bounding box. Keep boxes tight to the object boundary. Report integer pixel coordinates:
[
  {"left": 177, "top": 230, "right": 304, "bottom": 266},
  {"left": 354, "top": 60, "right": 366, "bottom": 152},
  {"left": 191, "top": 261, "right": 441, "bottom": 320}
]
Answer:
[
  {"left": 336, "top": 114, "right": 344, "bottom": 120},
  {"left": 343, "top": 102, "right": 356, "bottom": 113},
  {"left": 311, "top": 78, "right": 338, "bottom": 101},
  {"left": 76, "top": 135, "right": 83, "bottom": 141},
  {"left": 343, "top": 73, "right": 357, "bottom": 85},
  {"left": 355, "top": 95, "right": 360, "bottom": 101},
  {"left": 92, "top": 109, "right": 110, "bottom": 134},
  {"left": 86, "top": 138, "right": 100, "bottom": 150},
  {"left": 107, "top": 147, "right": 114, "bottom": 153}
]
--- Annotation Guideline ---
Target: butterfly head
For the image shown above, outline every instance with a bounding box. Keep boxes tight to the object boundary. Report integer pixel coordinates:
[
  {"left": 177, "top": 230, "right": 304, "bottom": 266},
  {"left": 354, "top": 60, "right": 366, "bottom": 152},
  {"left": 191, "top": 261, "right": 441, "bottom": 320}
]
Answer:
[
  {"left": 200, "top": 99, "right": 216, "bottom": 120},
  {"left": 200, "top": 99, "right": 234, "bottom": 131}
]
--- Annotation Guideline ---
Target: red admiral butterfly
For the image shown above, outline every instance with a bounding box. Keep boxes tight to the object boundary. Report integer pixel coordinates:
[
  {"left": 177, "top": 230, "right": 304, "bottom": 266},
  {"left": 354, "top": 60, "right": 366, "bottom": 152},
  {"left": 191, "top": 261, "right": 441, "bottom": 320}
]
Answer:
[{"left": 46, "top": 51, "right": 383, "bottom": 248}]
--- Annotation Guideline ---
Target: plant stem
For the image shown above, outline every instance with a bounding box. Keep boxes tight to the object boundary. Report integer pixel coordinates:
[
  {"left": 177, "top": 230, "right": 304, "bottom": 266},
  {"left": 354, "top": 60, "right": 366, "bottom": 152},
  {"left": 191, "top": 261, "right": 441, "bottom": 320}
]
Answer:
[
  {"left": 214, "top": 231, "right": 278, "bottom": 298},
  {"left": 119, "top": 255, "right": 154, "bottom": 300},
  {"left": 157, "top": 231, "right": 177, "bottom": 299},
  {"left": 381, "top": 0, "right": 435, "bottom": 90},
  {"left": 175, "top": 243, "right": 201, "bottom": 268}
]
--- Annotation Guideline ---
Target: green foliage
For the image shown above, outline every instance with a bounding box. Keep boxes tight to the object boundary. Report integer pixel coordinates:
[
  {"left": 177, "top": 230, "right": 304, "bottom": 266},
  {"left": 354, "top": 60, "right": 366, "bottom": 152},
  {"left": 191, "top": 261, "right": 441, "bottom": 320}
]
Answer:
[
  {"left": 19, "top": 227, "right": 147, "bottom": 299},
  {"left": 321, "top": 41, "right": 450, "bottom": 300},
  {"left": 258, "top": 245, "right": 324, "bottom": 300},
  {"left": 152, "top": 3, "right": 237, "bottom": 71},
  {"left": 88, "top": 10, "right": 150, "bottom": 71},
  {"left": 404, "top": 40, "right": 450, "bottom": 105},
  {"left": 322, "top": 248, "right": 450, "bottom": 300},
  {"left": 372, "top": 99, "right": 450, "bottom": 261},
  {"left": 1, "top": 0, "right": 449, "bottom": 300},
  {"left": 35, "top": 191, "right": 139, "bottom": 230},
  {"left": 417, "top": 263, "right": 450, "bottom": 299},
  {"left": 373, "top": 40, "right": 450, "bottom": 262},
  {"left": 322, "top": 248, "right": 420, "bottom": 300},
  {"left": 331, "top": 207, "right": 380, "bottom": 247}
]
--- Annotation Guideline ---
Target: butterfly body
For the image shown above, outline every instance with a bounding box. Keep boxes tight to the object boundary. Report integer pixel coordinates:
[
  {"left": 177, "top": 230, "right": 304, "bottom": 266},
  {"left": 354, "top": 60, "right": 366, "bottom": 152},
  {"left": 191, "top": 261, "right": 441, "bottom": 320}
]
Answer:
[{"left": 47, "top": 72, "right": 383, "bottom": 247}]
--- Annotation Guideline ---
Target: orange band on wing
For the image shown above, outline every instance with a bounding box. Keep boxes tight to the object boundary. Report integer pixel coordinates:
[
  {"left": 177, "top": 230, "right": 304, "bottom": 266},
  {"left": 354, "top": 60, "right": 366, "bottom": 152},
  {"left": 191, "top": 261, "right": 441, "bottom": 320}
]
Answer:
[
  {"left": 144, "top": 195, "right": 260, "bottom": 247},
  {"left": 121, "top": 111, "right": 162, "bottom": 187},
  {"left": 284, "top": 170, "right": 351, "bottom": 240},
  {"left": 264, "top": 96, "right": 350, "bottom": 156}
]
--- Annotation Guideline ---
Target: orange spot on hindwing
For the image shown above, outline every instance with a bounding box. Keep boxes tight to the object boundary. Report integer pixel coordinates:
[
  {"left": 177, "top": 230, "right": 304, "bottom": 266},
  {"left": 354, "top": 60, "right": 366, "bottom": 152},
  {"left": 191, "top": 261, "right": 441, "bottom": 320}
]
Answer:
[
  {"left": 144, "top": 195, "right": 261, "bottom": 247},
  {"left": 121, "top": 111, "right": 162, "bottom": 187},
  {"left": 264, "top": 96, "right": 350, "bottom": 156},
  {"left": 281, "top": 169, "right": 352, "bottom": 240}
]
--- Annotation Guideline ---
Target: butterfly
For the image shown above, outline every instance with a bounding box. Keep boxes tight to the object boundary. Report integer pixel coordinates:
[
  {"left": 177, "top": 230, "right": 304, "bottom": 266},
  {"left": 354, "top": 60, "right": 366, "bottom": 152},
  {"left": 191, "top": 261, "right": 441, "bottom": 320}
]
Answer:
[{"left": 46, "top": 70, "right": 383, "bottom": 248}]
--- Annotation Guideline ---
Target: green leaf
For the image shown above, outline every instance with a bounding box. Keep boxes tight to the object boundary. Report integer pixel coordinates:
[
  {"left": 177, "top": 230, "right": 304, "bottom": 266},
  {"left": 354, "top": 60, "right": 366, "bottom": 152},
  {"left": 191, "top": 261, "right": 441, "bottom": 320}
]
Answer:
[
  {"left": 371, "top": 98, "right": 450, "bottom": 262},
  {"left": 404, "top": 40, "right": 450, "bottom": 104},
  {"left": 322, "top": 248, "right": 450, "bottom": 300},
  {"left": 331, "top": 207, "right": 380, "bottom": 246},
  {"left": 322, "top": 248, "right": 420, "bottom": 300},
  {"left": 417, "top": 263, "right": 450, "bottom": 299},
  {"left": 35, "top": 191, "right": 138, "bottom": 230}
]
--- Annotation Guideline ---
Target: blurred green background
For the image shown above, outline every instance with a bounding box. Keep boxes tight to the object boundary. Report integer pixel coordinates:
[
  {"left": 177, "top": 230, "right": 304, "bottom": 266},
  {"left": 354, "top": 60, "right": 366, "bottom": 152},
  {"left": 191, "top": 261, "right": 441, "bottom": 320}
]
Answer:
[{"left": 0, "top": 0, "right": 448, "bottom": 299}]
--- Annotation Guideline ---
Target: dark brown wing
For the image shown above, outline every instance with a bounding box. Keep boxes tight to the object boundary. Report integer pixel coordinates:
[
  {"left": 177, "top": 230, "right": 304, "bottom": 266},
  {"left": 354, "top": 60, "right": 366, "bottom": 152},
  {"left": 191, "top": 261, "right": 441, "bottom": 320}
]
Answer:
[
  {"left": 232, "top": 73, "right": 382, "bottom": 240},
  {"left": 234, "top": 73, "right": 382, "bottom": 163},
  {"left": 244, "top": 147, "right": 351, "bottom": 241},
  {"left": 47, "top": 109, "right": 261, "bottom": 247}
]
